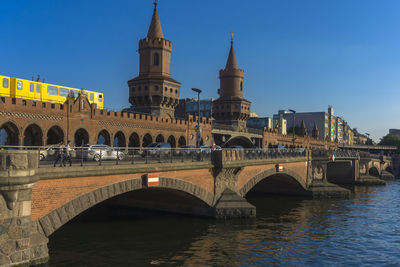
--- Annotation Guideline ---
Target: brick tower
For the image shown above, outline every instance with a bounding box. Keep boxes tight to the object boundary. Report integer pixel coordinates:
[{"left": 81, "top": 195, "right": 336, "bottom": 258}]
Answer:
[
  {"left": 212, "top": 33, "right": 251, "bottom": 131},
  {"left": 128, "top": 1, "right": 181, "bottom": 118}
]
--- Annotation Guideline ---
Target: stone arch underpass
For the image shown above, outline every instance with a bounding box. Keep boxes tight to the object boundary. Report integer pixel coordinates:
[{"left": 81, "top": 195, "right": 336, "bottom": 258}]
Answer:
[
  {"left": 239, "top": 167, "right": 310, "bottom": 197},
  {"left": 33, "top": 176, "right": 215, "bottom": 237}
]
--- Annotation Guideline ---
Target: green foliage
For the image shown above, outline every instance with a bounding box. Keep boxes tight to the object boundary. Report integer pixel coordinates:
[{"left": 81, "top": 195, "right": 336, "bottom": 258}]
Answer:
[{"left": 379, "top": 134, "right": 400, "bottom": 150}]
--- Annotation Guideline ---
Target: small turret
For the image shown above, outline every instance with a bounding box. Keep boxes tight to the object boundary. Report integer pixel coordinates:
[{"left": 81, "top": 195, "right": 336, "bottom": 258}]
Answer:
[{"left": 312, "top": 122, "right": 319, "bottom": 139}]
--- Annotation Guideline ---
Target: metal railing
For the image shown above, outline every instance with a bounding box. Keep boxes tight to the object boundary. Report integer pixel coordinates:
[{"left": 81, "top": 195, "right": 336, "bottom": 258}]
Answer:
[{"left": 242, "top": 148, "right": 306, "bottom": 160}]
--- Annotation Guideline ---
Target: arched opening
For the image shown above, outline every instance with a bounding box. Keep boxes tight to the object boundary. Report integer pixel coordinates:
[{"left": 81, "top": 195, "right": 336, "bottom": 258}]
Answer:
[
  {"left": 113, "top": 131, "right": 126, "bottom": 148},
  {"left": 156, "top": 134, "right": 164, "bottom": 143},
  {"left": 167, "top": 135, "right": 176, "bottom": 148},
  {"left": 97, "top": 130, "right": 111, "bottom": 145},
  {"left": 178, "top": 136, "right": 186, "bottom": 147},
  {"left": 23, "top": 124, "right": 43, "bottom": 146},
  {"left": 153, "top": 53, "right": 159, "bottom": 66},
  {"left": 0, "top": 121, "right": 19, "bottom": 146},
  {"left": 128, "top": 132, "right": 140, "bottom": 148},
  {"left": 224, "top": 136, "right": 253, "bottom": 148},
  {"left": 74, "top": 128, "right": 89, "bottom": 146},
  {"left": 369, "top": 167, "right": 379, "bottom": 177},
  {"left": 47, "top": 125, "right": 64, "bottom": 145},
  {"left": 142, "top": 133, "right": 153, "bottom": 147},
  {"left": 246, "top": 173, "right": 309, "bottom": 197}
]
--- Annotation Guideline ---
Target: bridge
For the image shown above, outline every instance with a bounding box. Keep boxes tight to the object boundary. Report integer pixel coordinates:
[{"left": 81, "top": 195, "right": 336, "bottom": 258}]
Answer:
[{"left": 0, "top": 148, "right": 393, "bottom": 266}]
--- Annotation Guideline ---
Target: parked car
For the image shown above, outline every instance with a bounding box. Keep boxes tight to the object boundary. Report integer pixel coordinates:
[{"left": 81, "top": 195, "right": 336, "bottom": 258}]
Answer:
[
  {"left": 80, "top": 145, "right": 125, "bottom": 161},
  {"left": 142, "top": 142, "right": 171, "bottom": 157}
]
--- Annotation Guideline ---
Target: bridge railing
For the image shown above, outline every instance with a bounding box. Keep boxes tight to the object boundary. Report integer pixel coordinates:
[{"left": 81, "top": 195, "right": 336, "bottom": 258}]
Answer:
[
  {"left": 217, "top": 148, "right": 306, "bottom": 162},
  {"left": 0, "top": 146, "right": 214, "bottom": 168}
]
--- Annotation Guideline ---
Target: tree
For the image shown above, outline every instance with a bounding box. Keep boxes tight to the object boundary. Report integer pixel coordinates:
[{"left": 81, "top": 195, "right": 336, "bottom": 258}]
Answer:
[{"left": 379, "top": 134, "right": 400, "bottom": 150}]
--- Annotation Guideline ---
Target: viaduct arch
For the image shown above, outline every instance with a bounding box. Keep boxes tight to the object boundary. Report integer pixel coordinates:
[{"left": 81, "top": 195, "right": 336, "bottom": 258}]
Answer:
[
  {"left": 239, "top": 168, "right": 309, "bottom": 197},
  {"left": 36, "top": 177, "right": 214, "bottom": 237}
]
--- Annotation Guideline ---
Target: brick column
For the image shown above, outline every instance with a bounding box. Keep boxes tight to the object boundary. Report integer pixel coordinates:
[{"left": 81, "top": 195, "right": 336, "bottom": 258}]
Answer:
[{"left": 0, "top": 150, "right": 48, "bottom": 266}]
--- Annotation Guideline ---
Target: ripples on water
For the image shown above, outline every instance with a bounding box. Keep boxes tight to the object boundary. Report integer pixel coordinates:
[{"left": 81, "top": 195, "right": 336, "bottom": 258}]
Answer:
[{"left": 46, "top": 181, "right": 400, "bottom": 266}]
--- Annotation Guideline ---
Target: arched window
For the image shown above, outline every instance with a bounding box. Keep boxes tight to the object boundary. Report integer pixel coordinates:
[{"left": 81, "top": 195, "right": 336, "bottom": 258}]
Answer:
[
  {"left": 153, "top": 53, "right": 159, "bottom": 66},
  {"left": 240, "top": 81, "right": 243, "bottom": 91}
]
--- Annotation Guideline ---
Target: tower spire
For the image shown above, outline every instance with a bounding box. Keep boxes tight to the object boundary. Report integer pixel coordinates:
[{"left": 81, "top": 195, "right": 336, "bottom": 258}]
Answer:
[
  {"left": 147, "top": 0, "right": 164, "bottom": 39},
  {"left": 225, "top": 32, "right": 238, "bottom": 69}
]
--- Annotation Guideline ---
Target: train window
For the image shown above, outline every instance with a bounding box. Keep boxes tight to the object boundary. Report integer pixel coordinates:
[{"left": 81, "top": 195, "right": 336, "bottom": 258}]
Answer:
[
  {"left": 30, "top": 83, "right": 34, "bottom": 92},
  {"left": 47, "top": 86, "right": 58, "bottom": 96},
  {"left": 98, "top": 95, "right": 103, "bottom": 102},
  {"left": 90, "top": 93, "right": 93, "bottom": 101},
  {"left": 36, "top": 84, "right": 40, "bottom": 93},
  {"left": 70, "top": 90, "right": 79, "bottom": 98},
  {"left": 59, "top": 88, "right": 69, "bottom": 97},
  {"left": 2, "top": 78, "right": 9, "bottom": 88},
  {"left": 17, "top": 81, "right": 23, "bottom": 90}
]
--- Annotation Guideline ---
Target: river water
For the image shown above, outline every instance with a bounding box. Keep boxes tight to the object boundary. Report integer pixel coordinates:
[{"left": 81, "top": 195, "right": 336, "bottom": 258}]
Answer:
[{"left": 45, "top": 181, "right": 400, "bottom": 266}]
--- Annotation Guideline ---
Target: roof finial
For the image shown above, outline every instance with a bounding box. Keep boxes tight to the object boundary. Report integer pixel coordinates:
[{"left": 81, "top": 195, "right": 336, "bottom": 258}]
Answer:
[
  {"left": 230, "top": 32, "right": 234, "bottom": 45},
  {"left": 154, "top": 0, "right": 158, "bottom": 7}
]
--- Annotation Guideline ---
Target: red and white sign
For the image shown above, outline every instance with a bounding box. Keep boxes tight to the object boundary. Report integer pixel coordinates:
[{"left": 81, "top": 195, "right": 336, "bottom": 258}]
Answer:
[
  {"left": 146, "top": 173, "right": 159, "bottom": 187},
  {"left": 276, "top": 164, "right": 284, "bottom": 172}
]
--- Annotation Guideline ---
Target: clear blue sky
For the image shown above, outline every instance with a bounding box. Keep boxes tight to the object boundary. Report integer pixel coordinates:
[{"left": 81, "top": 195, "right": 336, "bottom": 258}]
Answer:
[{"left": 1, "top": 0, "right": 399, "bottom": 142}]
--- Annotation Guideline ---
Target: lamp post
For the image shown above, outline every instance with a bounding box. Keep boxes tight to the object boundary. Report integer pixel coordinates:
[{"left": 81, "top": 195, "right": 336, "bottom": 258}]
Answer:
[
  {"left": 365, "top": 132, "right": 370, "bottom": 153},
  {"left": 289, "top": 109, "right": 296, "bottom": 148},
  {"left": 192, "top": 88, "right": 202, "bottom": 147}
]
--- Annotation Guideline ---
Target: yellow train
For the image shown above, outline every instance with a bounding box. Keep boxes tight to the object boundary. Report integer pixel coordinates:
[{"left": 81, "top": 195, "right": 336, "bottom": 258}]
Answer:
[{"left": 0, "top": 75, "right": 104, "bottom": 109}]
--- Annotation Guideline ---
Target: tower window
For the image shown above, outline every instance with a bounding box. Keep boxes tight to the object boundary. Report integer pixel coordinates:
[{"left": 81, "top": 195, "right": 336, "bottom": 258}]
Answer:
[
  {"left": 240, "top": 81, "right": 243, "bottom": 91},
  {"left": 132, "top": 87, "right": 135, "bottom": 92},
  {"left": 165, "top": 87, "right": 167, "bottom": 92},
  {"left": 145, "top": 86, "right": 149, "bottom": 91},
  {"left": 170, "top": 88, "right": 173, "bottom": 93},
  {"left": 138, "top": 87, "right": 142, "bottom": 91},
  {"left": 153, "top": 53, "right": 159, "bottom": 66},
  {"left": 175, "top": 89, "right": 178, "bottom": 94},
  {"left": 154, "top": 86, "right": 159, "bottom": 91}
]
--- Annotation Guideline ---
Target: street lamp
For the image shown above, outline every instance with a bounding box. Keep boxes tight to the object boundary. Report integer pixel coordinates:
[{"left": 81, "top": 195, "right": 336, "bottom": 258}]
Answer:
[
  {"left": 192, "top": 88, "right": 202, "bottom": 147},
  {"left": 289, "top": 109, "right": 296, "bottom": 148}
]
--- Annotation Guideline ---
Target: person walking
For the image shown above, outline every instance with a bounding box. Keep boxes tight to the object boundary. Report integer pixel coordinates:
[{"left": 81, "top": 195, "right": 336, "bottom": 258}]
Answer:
[
  {"left": 53, "top": 142, "right": 64, "bottom": 167},
  {"left": 63, "top": 140, "right": 72, "bottom": 167}
]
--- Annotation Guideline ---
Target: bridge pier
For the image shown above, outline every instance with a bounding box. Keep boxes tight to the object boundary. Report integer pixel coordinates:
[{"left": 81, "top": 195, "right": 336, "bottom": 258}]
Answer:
[{"left": 0, "top": 151, "right": 48, "bottom": 266}]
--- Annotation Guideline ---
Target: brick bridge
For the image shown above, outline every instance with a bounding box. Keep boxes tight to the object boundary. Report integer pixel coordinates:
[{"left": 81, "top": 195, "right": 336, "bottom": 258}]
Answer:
[{"left": 0, "top": 149, "right": 392, "bottom": 266}]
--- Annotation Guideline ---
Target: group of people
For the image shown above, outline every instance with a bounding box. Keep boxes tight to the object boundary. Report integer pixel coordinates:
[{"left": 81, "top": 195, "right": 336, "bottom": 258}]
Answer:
[{"left": 53, "top": 140, "right": 73, "bottom": 167}]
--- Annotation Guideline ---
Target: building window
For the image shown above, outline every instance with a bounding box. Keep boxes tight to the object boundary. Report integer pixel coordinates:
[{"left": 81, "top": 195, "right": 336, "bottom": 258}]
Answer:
[
  {"left": 170, "top": 88, "right": 173, "bottom": 93},
  {"left": 165, "top": 87, "right": 167, "bottom": 92},
  {"left": 240, "top": 81, "right": 243, "bottom": 91},
  {"left": 2, "top": 78, "right": 8, "bottom": 88},
  {"left": 153, "top": 53, "right": 159, "bottom": 66},
  {"left": 131, "top": 87, "right": 135, "bottom": 92},
  {"left": 154, "top": 86, "right": 159, "bottom": 91},
  {"left": 138, "top": 87, "right": 142, "bottom": 91},
  {"left": 145, "top": 86, "right": 149, "bottom": 91},
  {"left": 175, "top": 89, "right": 178, "bottom": 94}
]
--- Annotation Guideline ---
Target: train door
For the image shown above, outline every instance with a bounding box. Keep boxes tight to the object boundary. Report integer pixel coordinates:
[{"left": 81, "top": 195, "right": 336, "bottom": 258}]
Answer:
[
  {"left": 35, "top": 83, "right": 42, "bottom": 101},
  {"left": 28, "top": 82, "right": 36, "bottom": 100}
]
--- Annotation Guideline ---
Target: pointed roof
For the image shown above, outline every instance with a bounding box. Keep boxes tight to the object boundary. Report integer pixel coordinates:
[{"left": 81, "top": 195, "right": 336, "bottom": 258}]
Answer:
[
  {"left": 225, "top": 33, "right": 238, "bottom": 69},
  {"left": 313, "top": 122, "right": 318, "bottom": 131},
  {"left": 147, "top": 1, "right": 164, "bottom": 39}
]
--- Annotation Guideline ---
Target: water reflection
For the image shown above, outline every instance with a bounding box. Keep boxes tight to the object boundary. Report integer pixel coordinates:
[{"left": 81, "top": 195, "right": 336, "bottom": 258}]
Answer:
[{"left": 47, "top": 181, "right": 400, "bottom": 266}]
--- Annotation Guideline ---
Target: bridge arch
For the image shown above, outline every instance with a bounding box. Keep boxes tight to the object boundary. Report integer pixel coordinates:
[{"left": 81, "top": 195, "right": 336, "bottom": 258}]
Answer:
[
  {"left": 46, "top": 125, "right": 64, "bottom": 145},
  {"left": 142, "top": 133, "right": 152, "bottom": 147},
  {"left": 167, "top": 135, "right": 176, "bottom": 148},
  {"left": 113, "top": 131, "right": 126, "bottom": 148},
  {"left": 156, "top": 134, "right": 165, "bottom": 143},
  {"left": 74, "top": 128, "right": 89, "bottom": 146},
  {"left": 239, "top": 168, "right": 308, "bottom": 197},
  {"left": 97, "top": 129, "right": 111, "bottom": 145},
  {"left": 36, "top": 177, "right": 214, "bottom": 237},
  {"left": 0, "top": 120, "right": 20, "bottom": 146},
  {"left": 128, "top": 132, "right": 140, "bottom": 148},
  {"left": 23, "top": 123, "right": 43, "bottom": 146},
  {"left": 224, "top": 136, "right": 253, "bottom": 148},
  {"left": 178, "top": 136, "right": 186, "bottom": 147},
  {"left": 368, "top": 166, "right": 380, "bottom": 177}
]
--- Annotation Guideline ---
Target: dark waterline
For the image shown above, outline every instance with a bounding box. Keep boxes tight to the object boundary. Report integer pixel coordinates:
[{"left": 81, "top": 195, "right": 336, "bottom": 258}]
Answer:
[{"left": 45, "top": 181, "right": 400, "bottom": 266}]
